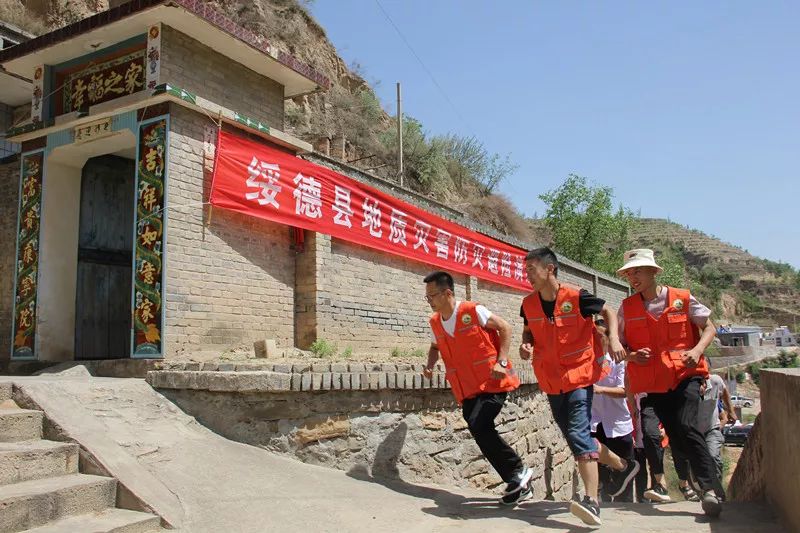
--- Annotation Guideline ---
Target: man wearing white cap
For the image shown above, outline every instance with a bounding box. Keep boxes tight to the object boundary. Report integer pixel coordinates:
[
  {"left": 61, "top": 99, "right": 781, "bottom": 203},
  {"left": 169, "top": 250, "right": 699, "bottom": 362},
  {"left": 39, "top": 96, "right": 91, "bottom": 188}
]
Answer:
[{"left": 616, "top": 249, "right": 724, "bottom": 518}]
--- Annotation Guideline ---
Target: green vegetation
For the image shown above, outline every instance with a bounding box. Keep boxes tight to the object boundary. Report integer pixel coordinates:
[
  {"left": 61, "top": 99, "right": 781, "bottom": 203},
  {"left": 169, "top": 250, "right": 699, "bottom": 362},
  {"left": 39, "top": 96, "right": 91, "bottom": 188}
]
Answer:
[
  {"left": 309, "top": 339, "right": 337, "bottom": 358},
  {"left": 747, "top": 350, "right": 799, "bottom": 385},
  {"left": 341, "top": 347, "right": 353, "bottom": 358},
  {"left": 391, "top": 347, "right": 427, "bottom": 358},
  {"left": 539, "top": 174, "right": 634, "bottom": 276}
]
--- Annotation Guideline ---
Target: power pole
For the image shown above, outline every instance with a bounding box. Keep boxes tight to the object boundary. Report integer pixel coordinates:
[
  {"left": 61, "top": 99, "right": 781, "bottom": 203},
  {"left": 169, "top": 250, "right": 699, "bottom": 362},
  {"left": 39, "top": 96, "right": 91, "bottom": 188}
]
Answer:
[{"left": 396, "top": 82, "right": 403, "bottom": 187}]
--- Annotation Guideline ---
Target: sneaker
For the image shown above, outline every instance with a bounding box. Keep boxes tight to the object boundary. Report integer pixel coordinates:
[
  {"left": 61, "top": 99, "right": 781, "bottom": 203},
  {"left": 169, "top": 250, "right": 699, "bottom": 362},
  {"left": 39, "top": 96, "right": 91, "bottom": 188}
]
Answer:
[
  {"left": 680, "top": 484, "right": 700, "bottom": 502},
  {"left": 502, "top": 466, "right": 532, "bottom": 496},
  {"left": 500, "top": 481, "right": 532, "bottom": 506},
  {"left": 643, "top": 484, "right": 672, "bottom": 503},
  {"left": 701, "top": 491, "right": 722, "bottom": 518},
  {"left": 607, "top": 459, "right": 640, "bottom": 497},
  {"left": 570, "top": 496, "right": 602, "bottom": 526}
]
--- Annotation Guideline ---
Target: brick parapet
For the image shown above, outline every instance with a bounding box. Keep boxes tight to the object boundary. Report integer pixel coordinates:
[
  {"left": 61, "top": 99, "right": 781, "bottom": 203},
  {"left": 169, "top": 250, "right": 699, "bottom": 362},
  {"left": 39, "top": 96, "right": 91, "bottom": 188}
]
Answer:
[{"left": 147, "top": 364, "right": 538, "bottom": 393}]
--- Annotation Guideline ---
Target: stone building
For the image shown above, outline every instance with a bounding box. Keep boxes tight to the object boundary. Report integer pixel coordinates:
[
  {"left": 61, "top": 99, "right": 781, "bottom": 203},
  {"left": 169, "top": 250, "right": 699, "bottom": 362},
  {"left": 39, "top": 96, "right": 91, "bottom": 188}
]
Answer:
[{"left": 0, "top": 0, "right": 629, "bottom": 368}]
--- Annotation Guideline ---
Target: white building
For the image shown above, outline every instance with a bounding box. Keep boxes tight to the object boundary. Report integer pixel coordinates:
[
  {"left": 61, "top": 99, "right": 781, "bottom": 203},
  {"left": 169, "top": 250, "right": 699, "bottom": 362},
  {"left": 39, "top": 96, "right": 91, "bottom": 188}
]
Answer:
[{"left": 774, "top": 327, "right": 798, "bottom": 347}]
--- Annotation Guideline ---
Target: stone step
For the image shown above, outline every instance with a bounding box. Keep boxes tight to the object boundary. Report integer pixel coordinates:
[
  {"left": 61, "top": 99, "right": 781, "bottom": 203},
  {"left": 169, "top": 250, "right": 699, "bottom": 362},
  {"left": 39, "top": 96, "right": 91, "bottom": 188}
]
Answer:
[
  {"left": 21, "top": 508, "right": 162, "bottom": 533},
  {"left": 0, "top": 473, "right": 117, "bottom": 532},
  {"left": 0, "top": 409, "right": 43, "bottom": 442},
  {"left": 0, "top": 440, "right": 79, "bottom": 485}
]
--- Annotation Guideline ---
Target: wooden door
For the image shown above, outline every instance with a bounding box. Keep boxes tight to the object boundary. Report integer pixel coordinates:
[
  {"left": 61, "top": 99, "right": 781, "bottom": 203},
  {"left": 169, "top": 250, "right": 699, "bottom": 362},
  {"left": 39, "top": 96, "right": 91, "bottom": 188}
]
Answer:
[{"left": 74, "top": 155, "right": 135, "bottom": 359}]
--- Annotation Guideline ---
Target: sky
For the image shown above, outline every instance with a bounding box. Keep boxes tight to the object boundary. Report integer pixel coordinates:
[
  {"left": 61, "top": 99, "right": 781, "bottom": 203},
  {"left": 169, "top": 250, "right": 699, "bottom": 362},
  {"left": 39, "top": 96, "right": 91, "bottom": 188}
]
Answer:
[{"left": 308, "top": 1, "right": 799, "bottom": 268}]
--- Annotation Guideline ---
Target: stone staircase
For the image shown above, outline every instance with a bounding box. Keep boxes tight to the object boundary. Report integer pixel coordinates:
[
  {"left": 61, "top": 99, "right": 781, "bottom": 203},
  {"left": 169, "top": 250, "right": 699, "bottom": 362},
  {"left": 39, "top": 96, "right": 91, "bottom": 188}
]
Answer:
[{"left": 0, "top": 382, "right": 164, "bottom": 532}]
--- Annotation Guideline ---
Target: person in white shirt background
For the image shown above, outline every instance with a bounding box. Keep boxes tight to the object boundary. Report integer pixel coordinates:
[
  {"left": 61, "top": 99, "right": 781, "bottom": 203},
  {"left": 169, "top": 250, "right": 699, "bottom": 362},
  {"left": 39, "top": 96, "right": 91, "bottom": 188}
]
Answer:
[{"left": 590, "top": 319, "right": 636, "bottom": 502}]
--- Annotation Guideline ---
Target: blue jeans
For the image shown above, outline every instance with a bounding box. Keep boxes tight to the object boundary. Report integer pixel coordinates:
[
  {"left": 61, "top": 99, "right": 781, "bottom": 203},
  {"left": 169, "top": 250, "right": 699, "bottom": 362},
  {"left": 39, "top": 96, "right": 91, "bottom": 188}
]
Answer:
[{"left": 547, "top": 385, "right": 599, "bottom": 460}]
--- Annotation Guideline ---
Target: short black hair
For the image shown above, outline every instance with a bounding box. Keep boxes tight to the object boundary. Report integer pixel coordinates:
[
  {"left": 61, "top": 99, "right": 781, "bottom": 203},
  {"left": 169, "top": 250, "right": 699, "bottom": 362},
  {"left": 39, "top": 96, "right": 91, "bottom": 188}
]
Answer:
[
  {"left": 424, "top": 270, "right": 454, "bottom": 292},
  {"left": 525, "top": 247, "right": 559, "bottom": 277}
]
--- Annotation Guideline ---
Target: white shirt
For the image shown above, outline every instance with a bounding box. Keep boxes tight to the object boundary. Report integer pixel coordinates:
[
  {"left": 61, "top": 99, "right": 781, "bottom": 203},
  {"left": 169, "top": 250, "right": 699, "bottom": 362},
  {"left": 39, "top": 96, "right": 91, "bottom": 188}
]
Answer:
[
  {"left": 430, "top": 301, "right": 492, "bottom": 343},
  {"left": 591, "top": 356, "right": 634, "bottom": 438}
]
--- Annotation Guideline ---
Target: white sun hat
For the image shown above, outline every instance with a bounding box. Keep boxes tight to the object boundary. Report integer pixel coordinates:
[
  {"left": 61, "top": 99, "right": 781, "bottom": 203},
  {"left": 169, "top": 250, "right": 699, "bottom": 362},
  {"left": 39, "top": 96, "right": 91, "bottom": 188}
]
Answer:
[{"left": 617, "top": 248, "right": 663, "bottom": 275}]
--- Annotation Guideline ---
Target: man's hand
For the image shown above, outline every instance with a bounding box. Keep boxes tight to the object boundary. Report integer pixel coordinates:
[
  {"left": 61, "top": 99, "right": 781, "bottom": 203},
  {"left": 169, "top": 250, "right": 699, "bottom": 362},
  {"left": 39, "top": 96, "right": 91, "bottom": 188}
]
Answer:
[
  {"left": 422, "top": 367, "right": 434, "bottom": 380},
  {"left": 519, "top": 343, "right": 533, "bottom": 360},
  {"left": 491, "top": 362, "right": 508, "bottom": 380},
  {"left": 628, "top": 347, "right": 652, "bottom": 365},
  {"left": 609, "top": 338, "right": 626, "bottom": 363},
  {"left": 727, "top": 410, "right": 738, "bottom": 423},
  {"left": 681, "top": 349, "right": 702, "bottom": 368}
]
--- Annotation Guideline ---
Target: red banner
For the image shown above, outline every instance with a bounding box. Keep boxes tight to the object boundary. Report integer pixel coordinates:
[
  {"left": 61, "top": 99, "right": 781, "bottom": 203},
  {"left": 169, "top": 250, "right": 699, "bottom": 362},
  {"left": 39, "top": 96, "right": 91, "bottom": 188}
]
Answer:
[{"left": 210, "top": 130, "right": 530, "bottom": 291}]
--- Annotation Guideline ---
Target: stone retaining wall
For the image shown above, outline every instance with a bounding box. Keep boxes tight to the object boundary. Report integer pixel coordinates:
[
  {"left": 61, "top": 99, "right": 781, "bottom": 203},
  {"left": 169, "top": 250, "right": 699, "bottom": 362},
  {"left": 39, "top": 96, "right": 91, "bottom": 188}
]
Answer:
[
  {"left": 729, "top": 368, "right": 800, "bottom": 532},
  {"left": 147, "top": 368, "right": 577, "bottom": 501}
]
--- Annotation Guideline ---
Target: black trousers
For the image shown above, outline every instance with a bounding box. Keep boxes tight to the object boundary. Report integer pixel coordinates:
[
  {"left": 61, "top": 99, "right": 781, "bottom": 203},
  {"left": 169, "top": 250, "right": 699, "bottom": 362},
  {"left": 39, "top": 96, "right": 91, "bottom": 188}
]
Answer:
[
  {"left": 593, "top": 424, "right": 635, "bottom": 502},
  {"left": 462, "top": 392, "right": 524, "bottom": 483},
  {"left": 633, "top": 447, "right": 649, "bottom": 502},
  {"left": 641, "top": 397, "right": 692, "bottom": 482},
  {"left": 646, "top": 377, "right": 724, "bottom": 497}
]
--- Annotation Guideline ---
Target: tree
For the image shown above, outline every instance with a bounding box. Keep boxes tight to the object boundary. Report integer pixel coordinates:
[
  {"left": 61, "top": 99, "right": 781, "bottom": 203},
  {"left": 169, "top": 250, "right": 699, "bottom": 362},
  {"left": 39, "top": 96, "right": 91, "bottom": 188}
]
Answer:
[{"left": 539, "top": 174, "right": 634, "bottom": 275}]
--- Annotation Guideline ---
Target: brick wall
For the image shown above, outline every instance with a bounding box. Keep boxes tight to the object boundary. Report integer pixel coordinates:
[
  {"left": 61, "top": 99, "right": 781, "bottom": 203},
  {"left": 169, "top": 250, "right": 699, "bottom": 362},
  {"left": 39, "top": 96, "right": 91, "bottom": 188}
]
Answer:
[
  {"left": 296, "top": 232, "right": 469, "bottom": 354},
  {"left": 0, "top": 161, "right": 19, "bottom": 361},
  {"left": 597, "top": 276, "right": 629, "bottom": 311},
  {"left": 160, "top": 25, "right": 284, "bottom": 129},
  {"left": 164, "top": 105, "right": 295, "bottom": 357}
]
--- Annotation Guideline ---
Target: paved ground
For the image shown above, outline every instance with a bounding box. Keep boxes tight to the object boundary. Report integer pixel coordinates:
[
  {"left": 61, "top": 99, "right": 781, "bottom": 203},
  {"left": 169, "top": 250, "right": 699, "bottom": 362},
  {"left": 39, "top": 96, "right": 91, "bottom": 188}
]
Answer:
[{"left": 3, "top": 373, "right": 784, "bottom": 532}]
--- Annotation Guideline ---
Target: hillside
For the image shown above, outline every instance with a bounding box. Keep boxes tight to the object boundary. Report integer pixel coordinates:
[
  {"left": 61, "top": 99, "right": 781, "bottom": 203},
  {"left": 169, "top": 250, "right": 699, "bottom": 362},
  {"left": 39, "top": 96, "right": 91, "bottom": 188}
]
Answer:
[{"left": 629, "top": 219, "right": 800, "bottom": 328}]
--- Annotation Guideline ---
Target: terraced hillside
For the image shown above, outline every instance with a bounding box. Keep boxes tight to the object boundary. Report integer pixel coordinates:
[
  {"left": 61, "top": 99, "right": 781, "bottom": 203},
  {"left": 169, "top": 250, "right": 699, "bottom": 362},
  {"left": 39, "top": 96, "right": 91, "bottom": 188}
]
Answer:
[{"left": 630, "top": 218, "right": 800, "bottom": 327}]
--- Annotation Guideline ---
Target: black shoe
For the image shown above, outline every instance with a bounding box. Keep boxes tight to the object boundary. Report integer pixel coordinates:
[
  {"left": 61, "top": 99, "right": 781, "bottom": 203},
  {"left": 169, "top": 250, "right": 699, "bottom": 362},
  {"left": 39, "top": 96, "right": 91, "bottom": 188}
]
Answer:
[
  {"left": 499, "top": 466, "right": 533, "bottom": 506},
  {"left": 701, "top": 491, "right": 722, "bottom": 518},
  {"left": 570, "top": 496, "right": 602, "bottom": 526},
  {"left": 500, "top": 481, "right": 532, "bottom": 506},
  {"left": 607, "top": 459, "right": 640, "bottom": 497},
  {"left": 644, "top": 484, "right": 672, "bottom": 503}
]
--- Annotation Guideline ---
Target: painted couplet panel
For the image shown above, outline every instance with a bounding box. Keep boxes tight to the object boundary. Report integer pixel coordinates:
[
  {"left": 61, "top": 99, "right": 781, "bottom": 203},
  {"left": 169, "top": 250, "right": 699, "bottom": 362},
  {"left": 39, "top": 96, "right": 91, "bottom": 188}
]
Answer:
[
  {"left": 12, "top": 151, "right": 44, "bottom": 359},
  {"left": 132, "top": 117, "right": 168, "bottom": 356}
]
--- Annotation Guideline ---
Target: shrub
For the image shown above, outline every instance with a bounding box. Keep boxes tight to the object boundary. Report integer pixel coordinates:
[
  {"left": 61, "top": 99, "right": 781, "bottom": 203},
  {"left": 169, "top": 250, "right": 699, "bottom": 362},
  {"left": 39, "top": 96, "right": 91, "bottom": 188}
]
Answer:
[{"left": 310, "top": 339, "right": 337, "bottom": 358}]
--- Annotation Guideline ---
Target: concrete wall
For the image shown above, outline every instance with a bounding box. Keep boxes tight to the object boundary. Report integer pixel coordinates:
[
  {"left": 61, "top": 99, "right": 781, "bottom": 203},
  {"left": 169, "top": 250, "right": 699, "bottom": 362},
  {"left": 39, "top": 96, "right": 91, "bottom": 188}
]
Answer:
[
  {"left": 149, "top": 366, "right": 577, "bottom": 500},
  {"left": 35, "top": 159, "right": 81, "bottom": 361},
  {"left": 160, "top": 26, "right": 284, "bottom": 129},
  {"left": 756, "top": 369, "right": 800, "bottom": 531},
  {"left": 164, "top": 105, "right": 296, "bottom": 358},
  {"left": 0, "top": 161, "right": 19, "bottom": 360}
]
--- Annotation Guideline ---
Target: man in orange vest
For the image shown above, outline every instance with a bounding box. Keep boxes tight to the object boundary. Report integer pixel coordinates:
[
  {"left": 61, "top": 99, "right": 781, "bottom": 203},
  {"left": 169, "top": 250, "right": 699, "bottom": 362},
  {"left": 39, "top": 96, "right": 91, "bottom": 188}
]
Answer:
[
  {"left": 422, "top": 270, "right": 531, "bottom": 506},
  {"left": 617, "top": 248, "right": 723, "bottom": 517},
  {"left": 519, "top": 247, "right": 639, "bottom": 526}
]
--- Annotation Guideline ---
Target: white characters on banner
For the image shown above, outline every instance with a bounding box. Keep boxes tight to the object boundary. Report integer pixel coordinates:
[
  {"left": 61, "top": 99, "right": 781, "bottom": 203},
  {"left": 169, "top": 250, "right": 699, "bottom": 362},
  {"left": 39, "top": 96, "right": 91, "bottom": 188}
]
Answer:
[
  {"left": 472, "top": 243, "right": 485, "bottom": 270},
  {"left": 487, "top": 249, "right": 500, "bottom": 274},
  {"left": 293, "top": 173, "right": 323, "bottom": 219},
  {"left": 245, "top": 157, "right": 281, "bottom": 208},
  {"left": 333, "top": 185, "right": 353, "bottom": 228},
  {"left": 413, "top": 221, "right": 431, "bottom": 253},
  {"left": 501, "top": 252, "right": 512, "bottom": 278},
  {"left": 362, "top": 197, "right": 383, "bottom": 238},
  {"left": 238, "top": 153, "right": 525, "bottom": 285},
  {"left": 389, "top": 209, "right": 408, "bottom": 246},
  {"left": 514, "top": 255, "right": 525, "bottom": 281},
  {"left": 453, "top": 237, "right": 469, "bottom": 265},
  {"left": 435, "top": 229, "right": 451, "bottom": 260}
]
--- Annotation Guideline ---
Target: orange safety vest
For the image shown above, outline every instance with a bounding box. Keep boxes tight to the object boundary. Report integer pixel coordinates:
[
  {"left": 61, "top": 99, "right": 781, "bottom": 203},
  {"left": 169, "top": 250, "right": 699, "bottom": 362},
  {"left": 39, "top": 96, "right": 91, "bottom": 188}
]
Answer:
[
  {"left": 430, "top": 301, "right": 520, "bottom": 404},
  {"left": 622, "top": 287, "right": 709, "bottom": 394},
  {"left": 521, "top": 284, "right": 609, "bottom": 395}
]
